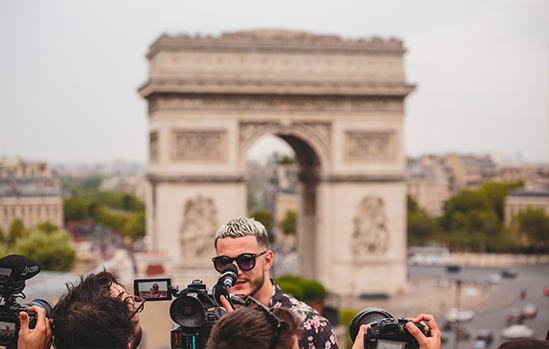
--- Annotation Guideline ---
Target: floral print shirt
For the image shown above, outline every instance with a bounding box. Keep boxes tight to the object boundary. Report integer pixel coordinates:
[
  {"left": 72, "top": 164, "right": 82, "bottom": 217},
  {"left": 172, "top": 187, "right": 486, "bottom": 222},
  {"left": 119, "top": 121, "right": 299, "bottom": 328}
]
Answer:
[{"left": 269, "top": 280, "right": 339, "bottom": 349}]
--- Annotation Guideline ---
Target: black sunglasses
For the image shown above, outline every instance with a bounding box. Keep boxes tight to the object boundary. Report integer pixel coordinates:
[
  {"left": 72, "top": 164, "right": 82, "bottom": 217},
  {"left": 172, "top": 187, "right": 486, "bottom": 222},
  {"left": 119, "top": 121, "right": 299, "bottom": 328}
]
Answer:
[{"left": 212, "top": 251, "right": 267, "bottom": 273}]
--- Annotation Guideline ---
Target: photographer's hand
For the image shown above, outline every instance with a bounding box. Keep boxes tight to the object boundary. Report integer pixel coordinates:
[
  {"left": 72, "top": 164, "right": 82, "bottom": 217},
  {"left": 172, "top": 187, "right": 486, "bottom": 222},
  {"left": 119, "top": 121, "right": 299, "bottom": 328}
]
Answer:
[
  {"left": 18, "top": 306, "right": 52, "bottom": 349},
  {"left": 406, "top": 314, "right": 441, "bottom": 349},
  {"left": 351, "top": 324, "right": 369, "bottom": 349}
]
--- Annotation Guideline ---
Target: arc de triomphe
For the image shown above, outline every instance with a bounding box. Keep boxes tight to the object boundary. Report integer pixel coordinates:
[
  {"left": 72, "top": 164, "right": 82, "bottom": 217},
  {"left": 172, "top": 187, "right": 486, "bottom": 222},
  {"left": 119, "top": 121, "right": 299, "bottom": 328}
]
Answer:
[{"left": 139, "top": 30, "right": 415, "bottom": 296}]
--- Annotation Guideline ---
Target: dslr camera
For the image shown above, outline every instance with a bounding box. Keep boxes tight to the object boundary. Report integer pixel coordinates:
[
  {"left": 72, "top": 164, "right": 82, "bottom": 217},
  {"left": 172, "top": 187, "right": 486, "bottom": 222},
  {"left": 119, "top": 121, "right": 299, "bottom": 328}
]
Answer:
[
  {"left": 0, "top": 254, "right": 53, "bottom": 348},
  {"left": 349, "top": 307, "right": 430, "bottom": 349},
  {"left": 135, "top": 265, "right": 237, "bottom": 349}
]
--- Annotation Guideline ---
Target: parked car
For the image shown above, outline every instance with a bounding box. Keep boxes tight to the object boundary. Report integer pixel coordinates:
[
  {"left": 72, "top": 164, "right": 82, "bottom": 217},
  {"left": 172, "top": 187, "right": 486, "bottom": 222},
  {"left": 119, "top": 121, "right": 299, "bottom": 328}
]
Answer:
[
  {"left": 447, "top": 264, "right": 461, "bottom": 273},
  {"left": 505, "top": 309, "right": 524, "bottom": 325},
  {"left": 501, "top": 324, "right": 534, "bottom": 339},
  {"left": 472, "top": 339, "right": 488, "bottom": 349},
  {"left": 522, "top": 303, "right": 537, "bottom": 318},
  {"left": 501, "top": 268, "right": 518, "bottom": 278},
  {"left": 486, "top": 273, "right": 501, "bottom": 284},
  {"left": 475, "top": 329, "right": 493, "bottom": 345}
]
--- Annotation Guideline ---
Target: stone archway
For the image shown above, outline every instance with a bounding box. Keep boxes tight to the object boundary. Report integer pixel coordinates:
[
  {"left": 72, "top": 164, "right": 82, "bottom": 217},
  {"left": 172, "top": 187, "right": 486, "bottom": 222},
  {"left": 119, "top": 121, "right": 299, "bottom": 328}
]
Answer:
[{"left": 139, "top": 30, "right": 415, "bottom": 295}]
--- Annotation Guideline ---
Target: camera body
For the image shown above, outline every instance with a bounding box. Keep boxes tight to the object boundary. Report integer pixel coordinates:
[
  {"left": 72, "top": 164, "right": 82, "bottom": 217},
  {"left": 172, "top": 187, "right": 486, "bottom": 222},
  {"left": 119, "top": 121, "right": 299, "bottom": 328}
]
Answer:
[
  {"left": 349, "top": 307, "right": 430, "bottom": 349},
  {"left": 366, "top": 317, "right": 428, "bottom": 349},
  {"left": 0, "top": 255, "right": 53, "bottom": 348},
  {"left": 0, "top": 299, "right": 53, "bottom": 347},
  {"left": 134, "top": 278, "right": 225, "bottom": 349}
]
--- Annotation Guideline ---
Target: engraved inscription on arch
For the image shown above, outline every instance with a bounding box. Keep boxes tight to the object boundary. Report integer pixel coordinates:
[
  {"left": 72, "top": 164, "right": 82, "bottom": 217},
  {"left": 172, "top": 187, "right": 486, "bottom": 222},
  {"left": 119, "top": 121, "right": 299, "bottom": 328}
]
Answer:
[
  {"left": 179, "top": 195, "right": 218, "bottom": 260},
  {"left": 345, "top": 131, "right": 395, "bottom": 161},
  {"left": 352, "top": 196, "right": 389, "bottom": 256},
  {"left": 172, "top": 129, "right": 227, "bottom": 161}
]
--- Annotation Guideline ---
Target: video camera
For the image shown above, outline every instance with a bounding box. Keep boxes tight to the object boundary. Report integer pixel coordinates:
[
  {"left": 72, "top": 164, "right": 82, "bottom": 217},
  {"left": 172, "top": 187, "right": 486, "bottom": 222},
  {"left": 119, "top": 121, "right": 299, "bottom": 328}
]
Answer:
[
  {"left": 134, "top": 264, "right": 239, "bottom": 349},
  {"left": 0, "top": 254, "right": 53, "bottom": 348},
  {"left": 349, "top": 307, "right": 430, "bottom": 349}
]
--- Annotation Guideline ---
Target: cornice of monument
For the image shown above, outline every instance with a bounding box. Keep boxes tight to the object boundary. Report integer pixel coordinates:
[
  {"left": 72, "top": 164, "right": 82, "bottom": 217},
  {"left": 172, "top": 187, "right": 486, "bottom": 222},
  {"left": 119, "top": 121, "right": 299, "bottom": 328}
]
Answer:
[
  {"left": 147, "top": 173, "right": 245, "bottom": 184},
  {"left": 146, "top": 29, "right": 407, "bottom": 58},
  {"left": 138, "top": 79, "right": 416, "bottom": 98},
  {"left": 321, "top": 173, "right": 406, "bottom": 183}
]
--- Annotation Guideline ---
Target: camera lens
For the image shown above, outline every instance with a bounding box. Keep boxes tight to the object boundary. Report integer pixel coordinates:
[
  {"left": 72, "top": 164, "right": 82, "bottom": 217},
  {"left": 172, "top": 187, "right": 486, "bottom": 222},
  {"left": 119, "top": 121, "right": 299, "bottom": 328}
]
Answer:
[
  {"left": 22, "top": 299, "right": 54, "bottom": 318},
  {"left": 170, "top": 295, "right": 206, "bottom": 328},
  {"left": 178, "top": 303, "right": 197, "bottom": 317},
  {"left": 349, "top": 307, "right": 394, "bottom": 342}
]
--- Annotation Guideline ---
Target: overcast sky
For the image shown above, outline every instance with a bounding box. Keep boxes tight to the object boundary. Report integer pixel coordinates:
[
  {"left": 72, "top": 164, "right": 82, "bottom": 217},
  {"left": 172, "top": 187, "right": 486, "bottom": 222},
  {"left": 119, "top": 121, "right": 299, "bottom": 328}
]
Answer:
[{"left": 0, "top": 1, "right": 547, "bottom": 165}]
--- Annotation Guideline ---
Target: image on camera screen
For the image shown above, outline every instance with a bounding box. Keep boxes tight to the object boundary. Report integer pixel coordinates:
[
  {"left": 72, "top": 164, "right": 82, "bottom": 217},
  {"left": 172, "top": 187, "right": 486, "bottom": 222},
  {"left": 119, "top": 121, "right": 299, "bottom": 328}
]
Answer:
[
  {"left": 376, "top": 339, "right": 406, "bottom": 349},
  {"left": 136, "top": 279, "right": 170, "bottom": 300},
  {"left": 0, "top": 321, "right": 16, "bottom": 339}
]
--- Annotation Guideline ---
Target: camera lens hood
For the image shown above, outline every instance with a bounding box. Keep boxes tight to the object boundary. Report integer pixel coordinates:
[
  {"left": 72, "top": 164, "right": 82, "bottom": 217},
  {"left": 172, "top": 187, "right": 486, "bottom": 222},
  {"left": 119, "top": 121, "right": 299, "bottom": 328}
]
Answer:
[
  {"left": 349, "top": 307, "right": 394, "bottom": 342},
  {"left": 170, "top": 295, "right": 206, "bottom": 328}
]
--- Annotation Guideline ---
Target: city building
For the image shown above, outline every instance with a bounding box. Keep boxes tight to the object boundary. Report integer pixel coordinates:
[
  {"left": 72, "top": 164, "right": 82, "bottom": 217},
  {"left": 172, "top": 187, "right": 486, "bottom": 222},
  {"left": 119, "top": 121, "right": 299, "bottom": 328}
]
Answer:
[
  {"left": 0, "top": 158, "right": 63, "bottom": 232},
  {"left": 505, "top": 180, "right": 549, "bottom": 225},
  {"left": 445, "top": 153, "right": 497, "bottom": 192},
  {"left": 406, "top": 153, "right": 546, "bottom": 217},
  {"left": 406, "top": 155, "right": 450, "bottom": 217}
]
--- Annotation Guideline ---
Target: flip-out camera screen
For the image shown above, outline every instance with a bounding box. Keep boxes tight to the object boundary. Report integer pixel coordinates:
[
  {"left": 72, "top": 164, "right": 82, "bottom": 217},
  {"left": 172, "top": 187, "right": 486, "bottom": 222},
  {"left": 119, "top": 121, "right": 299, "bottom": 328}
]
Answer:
[
  {"left": 0, "top": 321, "right": 16, "bottom": 340},
  {"left": 134, "top": 278, "right": 172, "bottom": 301}
]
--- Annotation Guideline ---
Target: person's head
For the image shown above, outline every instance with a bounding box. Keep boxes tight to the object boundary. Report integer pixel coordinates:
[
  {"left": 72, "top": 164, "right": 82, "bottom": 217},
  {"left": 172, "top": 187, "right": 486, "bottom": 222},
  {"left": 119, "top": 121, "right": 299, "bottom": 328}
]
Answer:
[
  {"left": 52, "top": 271, "right": 143, "bottom": 349},
  {"left": 152, "top": 283, "right": 159, "bottom": 292},
  {"left": 498, "top": 339, "right": 549, "bottom": 349},
  {"left": 206, "top": 307, "right": 302, "bottom": 349},
  {"left": 213, "top": 217, "right": 273, "bottom": 298}
]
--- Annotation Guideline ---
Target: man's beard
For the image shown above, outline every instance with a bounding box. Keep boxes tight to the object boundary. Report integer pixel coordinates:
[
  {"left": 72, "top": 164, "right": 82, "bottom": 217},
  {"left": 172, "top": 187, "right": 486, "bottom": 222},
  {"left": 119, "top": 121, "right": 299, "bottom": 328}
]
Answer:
[
  {"left": 247, "top": 267, "right": 265, "bottom": 298},
  {"left": 131, "top": 325, "right": 143, "bottom": 349}
]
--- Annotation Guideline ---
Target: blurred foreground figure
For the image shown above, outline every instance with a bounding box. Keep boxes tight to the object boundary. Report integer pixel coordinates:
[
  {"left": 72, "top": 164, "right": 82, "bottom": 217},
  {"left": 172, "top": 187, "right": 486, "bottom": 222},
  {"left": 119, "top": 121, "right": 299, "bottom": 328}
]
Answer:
[
  {"left": 206, "top": 306, "right": 301, "bottom": 349},
  {"left": 498, "top": 339, "right": 549, "bottom": 349}
]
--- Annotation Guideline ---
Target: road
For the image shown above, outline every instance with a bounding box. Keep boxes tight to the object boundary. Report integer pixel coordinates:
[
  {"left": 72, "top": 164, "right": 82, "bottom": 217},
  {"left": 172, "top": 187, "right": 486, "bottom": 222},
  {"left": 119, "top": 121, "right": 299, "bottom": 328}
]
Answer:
[{"left": 409, "top": 264, "right": 549, "bottom": 348}]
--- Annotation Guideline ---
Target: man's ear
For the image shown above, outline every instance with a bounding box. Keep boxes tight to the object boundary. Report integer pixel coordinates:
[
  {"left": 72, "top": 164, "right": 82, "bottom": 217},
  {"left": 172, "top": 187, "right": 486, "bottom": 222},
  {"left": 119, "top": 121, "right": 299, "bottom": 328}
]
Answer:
[{"left": 264, "top": 250, "right": 274, "bottom": 271}]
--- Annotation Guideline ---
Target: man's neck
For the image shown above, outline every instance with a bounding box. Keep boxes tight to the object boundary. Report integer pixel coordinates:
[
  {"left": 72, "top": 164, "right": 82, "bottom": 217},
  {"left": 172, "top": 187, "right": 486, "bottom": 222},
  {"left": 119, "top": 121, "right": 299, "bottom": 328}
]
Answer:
[{"left": 253, "top": 277, "right": 273, "bottom": 307}]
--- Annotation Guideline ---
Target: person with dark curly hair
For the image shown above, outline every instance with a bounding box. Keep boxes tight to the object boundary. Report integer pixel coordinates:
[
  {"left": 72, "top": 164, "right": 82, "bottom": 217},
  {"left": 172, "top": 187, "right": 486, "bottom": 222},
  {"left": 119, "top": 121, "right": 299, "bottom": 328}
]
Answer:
[{"left": 52, "top": 271, "right": 144, "bottom": 349}]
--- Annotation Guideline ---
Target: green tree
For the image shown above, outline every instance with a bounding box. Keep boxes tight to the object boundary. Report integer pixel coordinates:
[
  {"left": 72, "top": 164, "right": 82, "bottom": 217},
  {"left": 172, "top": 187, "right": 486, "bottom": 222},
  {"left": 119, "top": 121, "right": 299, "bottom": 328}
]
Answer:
[
  {"left": 407, "top": 195, "right": 437, "bottom": 246},
  {"left": 408, "top": 210, "right": 437, "bottom": 246},
  {"left": 36, "top": 221, "right": 58, "bottom": 234},
  {"left": 279, "top": 210, "right": 297, "bottom": 236},
  {"left": 13, "top": 229, "right": 76, "bottom": 271},
  {"left": 60, "top": 175, "right": 103, "bottom": 196},
  {"left": 7, "top": 219, "right": 27, "bottom": 247},
  {"left": 249, "top": 209, "right": 273, "bottom": 233},
  {"left": 122, "top": 212, "right": 146, "bottom": 238},
  {"left": 64, "top": 198, "right": 93, "bottom": 222},
  {"left": 439, "top": 189, "right": 491, "bottom": 231},
  {"left": 278, "top": 155, "right": 295, "bottom": 165},
  {"left": 0, "top": 228, "right": 5, "bottom": 245},
  {"left": 478, "top": 181, "right": 523, "bottom": 222},
  {"left": 517, "top": 208, "right": 549, "bottom": 249},
  {"left": 407, "top": 194, "right": 419, "bottom": 213}
]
